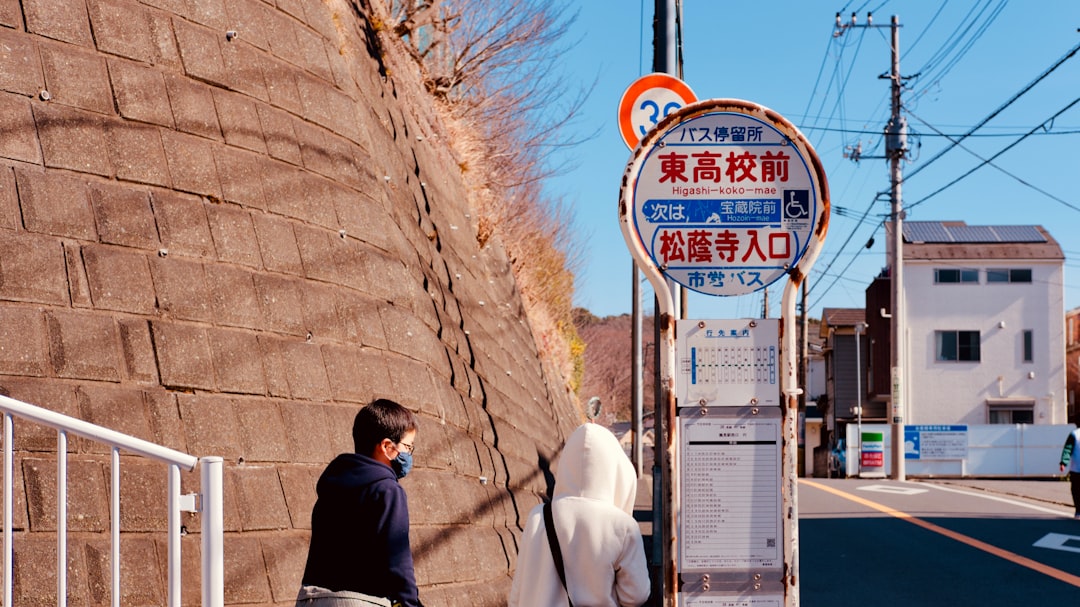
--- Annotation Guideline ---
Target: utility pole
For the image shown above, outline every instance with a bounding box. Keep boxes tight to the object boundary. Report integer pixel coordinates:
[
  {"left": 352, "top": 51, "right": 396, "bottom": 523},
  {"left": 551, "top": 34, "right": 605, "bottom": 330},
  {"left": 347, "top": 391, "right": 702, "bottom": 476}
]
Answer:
[
  {"left": 855, "top": 321, "right": 866, "bottom": 474},
  {"left": 885, "top": 15, "right": 907, "bottom": 481},
  {"left": 836, "top": 12, "right": 907, "bottom": 480}
]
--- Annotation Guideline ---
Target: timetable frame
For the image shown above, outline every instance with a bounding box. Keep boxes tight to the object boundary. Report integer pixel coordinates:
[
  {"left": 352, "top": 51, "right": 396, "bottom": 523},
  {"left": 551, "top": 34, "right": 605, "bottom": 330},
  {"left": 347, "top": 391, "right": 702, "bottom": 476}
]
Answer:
[
  {"left": 677, "top": 319, "right": 780, "bottom": 408},
  {"left": 678, "top": 406, "right": 785, "bottom": 603}
]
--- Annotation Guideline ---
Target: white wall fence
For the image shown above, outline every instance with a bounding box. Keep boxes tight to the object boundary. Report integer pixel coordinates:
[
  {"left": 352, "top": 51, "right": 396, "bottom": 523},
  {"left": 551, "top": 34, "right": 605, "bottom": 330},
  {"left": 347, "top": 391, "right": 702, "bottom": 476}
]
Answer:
[
  {"left": 841, "top": 423, "right": 1076, "bottom": 478},
  {"left": 0, "top": 394, "right": 223, "bottom": 607}
]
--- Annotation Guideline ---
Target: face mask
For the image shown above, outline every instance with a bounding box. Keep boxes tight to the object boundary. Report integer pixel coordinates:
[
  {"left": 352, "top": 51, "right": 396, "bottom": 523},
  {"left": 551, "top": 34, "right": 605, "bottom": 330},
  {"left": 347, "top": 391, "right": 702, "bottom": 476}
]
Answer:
[{"left": 392, "top": 451, "right": 413, "bottom": 479}]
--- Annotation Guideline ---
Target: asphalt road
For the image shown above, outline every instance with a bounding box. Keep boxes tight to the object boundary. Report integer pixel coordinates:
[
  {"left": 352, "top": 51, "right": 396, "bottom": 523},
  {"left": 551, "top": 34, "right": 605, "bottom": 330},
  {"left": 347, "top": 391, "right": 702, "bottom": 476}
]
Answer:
[{"left": 799, "top": 478, "right": 1080, "bottom": 606}]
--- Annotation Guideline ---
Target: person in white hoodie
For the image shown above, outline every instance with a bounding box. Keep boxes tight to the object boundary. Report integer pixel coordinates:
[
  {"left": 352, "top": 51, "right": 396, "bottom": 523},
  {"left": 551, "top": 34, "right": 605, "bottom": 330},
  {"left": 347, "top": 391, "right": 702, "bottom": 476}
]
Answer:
[{"left": 509, "top": 423, "right": 650, "bottom": 607}]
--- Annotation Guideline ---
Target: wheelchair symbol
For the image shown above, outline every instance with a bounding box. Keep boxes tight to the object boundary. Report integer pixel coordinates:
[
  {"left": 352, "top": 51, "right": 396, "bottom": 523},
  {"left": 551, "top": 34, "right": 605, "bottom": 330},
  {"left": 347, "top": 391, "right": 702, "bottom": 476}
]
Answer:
[{"left": 784, "top": 190, "right": 809, "bottom": 219}]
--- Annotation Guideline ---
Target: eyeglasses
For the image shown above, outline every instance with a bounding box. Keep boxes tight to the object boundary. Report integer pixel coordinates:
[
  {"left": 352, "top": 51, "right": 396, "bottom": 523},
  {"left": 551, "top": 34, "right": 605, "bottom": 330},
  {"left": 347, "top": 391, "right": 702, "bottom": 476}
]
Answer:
[{"left": 396, "top": 441, "right": 414, "bottom": 454}]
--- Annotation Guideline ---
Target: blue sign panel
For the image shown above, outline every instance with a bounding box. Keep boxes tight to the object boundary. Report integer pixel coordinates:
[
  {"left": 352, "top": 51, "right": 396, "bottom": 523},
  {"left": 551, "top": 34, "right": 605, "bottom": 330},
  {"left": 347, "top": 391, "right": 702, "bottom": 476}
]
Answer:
[{"left": 905, "top": 425, "right": 968, "bottom": 460}]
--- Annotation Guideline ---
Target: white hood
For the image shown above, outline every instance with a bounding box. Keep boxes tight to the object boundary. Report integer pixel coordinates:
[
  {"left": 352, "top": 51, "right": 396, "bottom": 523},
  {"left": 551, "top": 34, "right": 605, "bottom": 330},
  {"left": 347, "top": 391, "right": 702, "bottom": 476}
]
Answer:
[
  {"left": 554, "top": 423, "right": 638, "bottom": 515},
  {"left": 509, "top": 423, "right": 650, "bottom": 607}
]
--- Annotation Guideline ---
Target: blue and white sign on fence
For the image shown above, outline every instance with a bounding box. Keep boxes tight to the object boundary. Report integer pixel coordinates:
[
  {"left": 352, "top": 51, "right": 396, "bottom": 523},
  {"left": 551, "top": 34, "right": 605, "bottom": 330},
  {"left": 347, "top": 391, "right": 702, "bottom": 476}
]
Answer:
[
  {"left": 905, "top": 425, "right": 968, "bottom": 460},
  {"left": 622, "top": 99, "right": 826, "bottom": 297}
]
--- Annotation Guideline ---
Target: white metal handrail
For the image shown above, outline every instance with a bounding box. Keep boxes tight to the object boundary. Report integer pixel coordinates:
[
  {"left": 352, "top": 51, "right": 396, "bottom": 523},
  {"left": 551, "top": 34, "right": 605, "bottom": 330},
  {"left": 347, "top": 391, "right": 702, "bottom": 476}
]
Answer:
[{"left": 0, "top": 394, "right": 223, "bottom": 607}]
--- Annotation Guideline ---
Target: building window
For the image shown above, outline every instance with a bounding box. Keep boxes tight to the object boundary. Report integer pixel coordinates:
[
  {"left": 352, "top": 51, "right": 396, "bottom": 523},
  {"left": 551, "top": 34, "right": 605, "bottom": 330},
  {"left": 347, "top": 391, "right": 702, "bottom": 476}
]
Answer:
[
  {"left": 988, "top": 405, "right": 1034, "bottom": 424},
  {"left": 986, "top": 268, "right": 1033, "bottom": 283},
  {"left": 936, "top": 330, "right": 980, "bottom": 362},
  {"left": 1023, "top": 330, "right": 1033, "bottom": 363},
  {"left": 935, "top": 268, "right": 979, "bottom": 284}
]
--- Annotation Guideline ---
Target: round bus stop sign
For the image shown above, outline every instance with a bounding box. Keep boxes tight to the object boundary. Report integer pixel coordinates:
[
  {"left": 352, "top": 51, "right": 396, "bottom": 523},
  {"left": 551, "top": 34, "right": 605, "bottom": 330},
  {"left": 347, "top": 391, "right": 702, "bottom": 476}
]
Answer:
[{"left": 620, "top": 99, "right": 829, "bottom": 298}]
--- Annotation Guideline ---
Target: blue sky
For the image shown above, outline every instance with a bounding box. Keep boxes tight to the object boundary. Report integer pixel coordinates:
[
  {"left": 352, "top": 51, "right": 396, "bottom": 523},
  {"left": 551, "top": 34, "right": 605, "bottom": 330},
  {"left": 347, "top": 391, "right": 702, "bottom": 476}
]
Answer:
[{"left": 545, "top": 1, "right": 1080, "bottom": 320}]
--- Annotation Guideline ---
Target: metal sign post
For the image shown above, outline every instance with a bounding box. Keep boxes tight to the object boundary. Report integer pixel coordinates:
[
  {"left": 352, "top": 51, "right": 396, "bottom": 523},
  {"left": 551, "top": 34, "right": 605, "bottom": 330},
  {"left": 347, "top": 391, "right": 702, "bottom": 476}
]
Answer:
[
  {"left": 619, "top": 98, "right": 829, "bottom": 607},
  {"left": 617, "top": 73, "right": 697, "bottom": 484}
]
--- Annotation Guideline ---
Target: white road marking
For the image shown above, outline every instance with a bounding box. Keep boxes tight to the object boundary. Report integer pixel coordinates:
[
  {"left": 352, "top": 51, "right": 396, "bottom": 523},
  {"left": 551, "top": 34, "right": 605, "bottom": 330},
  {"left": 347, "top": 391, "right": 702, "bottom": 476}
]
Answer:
[
  {"left": 1034, "top": 533, "right": 1080, "bottom": 554},
  {"left": 856, "top": 483, "right": 928, "bottom": 495}
]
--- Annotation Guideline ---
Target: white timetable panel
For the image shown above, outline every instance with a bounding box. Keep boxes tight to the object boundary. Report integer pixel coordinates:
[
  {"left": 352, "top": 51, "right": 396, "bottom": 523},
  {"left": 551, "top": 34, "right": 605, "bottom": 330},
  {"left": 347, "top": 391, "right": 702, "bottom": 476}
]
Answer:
[
  {"left": 680, "top": 596, "right": 783, "bottom": 607},
  {"left": 679, "top": 409, "right": 782, "bottom": 572},
  {"left": 678, "top": 319, "right": 779, "bottom": 407}
]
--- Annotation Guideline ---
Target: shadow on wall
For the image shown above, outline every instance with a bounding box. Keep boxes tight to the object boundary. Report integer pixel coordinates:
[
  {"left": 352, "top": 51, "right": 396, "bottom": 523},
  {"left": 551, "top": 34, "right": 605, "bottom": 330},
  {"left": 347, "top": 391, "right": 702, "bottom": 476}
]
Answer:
[{"left": 411, "top": 447, "right": 561, "bottom": 570}]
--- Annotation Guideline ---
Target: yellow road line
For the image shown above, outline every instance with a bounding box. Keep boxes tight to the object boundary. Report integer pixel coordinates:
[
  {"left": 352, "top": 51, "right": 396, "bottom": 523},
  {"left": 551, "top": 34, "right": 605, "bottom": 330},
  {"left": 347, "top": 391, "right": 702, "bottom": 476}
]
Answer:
[{"left": 801, "top": 479, "right": 1080, "bottom": 588}]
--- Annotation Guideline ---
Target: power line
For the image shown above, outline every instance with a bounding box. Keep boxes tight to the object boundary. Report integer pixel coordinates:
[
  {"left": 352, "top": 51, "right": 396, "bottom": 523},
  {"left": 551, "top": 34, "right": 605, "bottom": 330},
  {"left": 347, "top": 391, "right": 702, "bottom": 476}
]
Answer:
[
  {"left": 806, "top": 15, "right": 1080, "bottom": 317},
  {"left": 813, "top": 35, "right": 1080, "bottom": 302},
  {"left": 803, "top": 124, "right": 1080, "bottom": 137},
  {"left": 799, "top": 29, "right": 835, "bottom": 135},
  {"left": 909, "top": 0, "right": 1006, "bottom": 100},
  {"left": 905, "top": 96, "right": 1080, "bottom": 212},
  {"left": 903, "top": 38, "right": 1080, "bottom": 183},
  {"left": 905, "top": 109, "right": 1080, "bottom": 214},
  {"left": 806, "top": 190, "right": 886, "bottom": 299},
  {"left": 900, "top": 1, "right": 949, "bottom": 60},
  {"left": 808, "top": 220, "right": 884, "bottom": 311},
  {"left": 804, "top": 27, "right": 867, "bottom": 147}
]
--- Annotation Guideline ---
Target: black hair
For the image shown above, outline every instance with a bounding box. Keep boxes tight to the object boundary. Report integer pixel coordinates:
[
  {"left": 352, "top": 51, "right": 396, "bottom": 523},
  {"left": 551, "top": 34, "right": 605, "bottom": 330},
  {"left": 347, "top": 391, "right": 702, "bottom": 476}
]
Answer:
[{"left": 352, "top": 398, "right": 418, "bottom": 455}]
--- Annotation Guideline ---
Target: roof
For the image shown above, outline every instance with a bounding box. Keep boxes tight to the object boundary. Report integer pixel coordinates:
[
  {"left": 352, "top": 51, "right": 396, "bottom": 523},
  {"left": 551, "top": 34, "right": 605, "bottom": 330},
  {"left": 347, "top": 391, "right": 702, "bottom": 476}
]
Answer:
[
  {"left": 819, "top": 307, "right": 865, "bottom": 337},
  {"left": 902, "top": 221, "right": 1063, "bottom": 261}
]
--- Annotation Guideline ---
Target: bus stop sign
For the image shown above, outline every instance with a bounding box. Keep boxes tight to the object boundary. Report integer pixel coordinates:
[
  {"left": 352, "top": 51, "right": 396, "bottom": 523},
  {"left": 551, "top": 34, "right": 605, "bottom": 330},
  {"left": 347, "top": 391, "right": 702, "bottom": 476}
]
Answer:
[{"left": 621, "top": 99, "right": 827, "bottom": 297}]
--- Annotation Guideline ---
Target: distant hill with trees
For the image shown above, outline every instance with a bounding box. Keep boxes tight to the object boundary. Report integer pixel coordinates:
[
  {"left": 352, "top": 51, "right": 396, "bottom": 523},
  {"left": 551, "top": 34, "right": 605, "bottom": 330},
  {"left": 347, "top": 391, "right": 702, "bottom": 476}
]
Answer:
[{"left": 573, "top": 309, "right": 656, "bottom": 425}]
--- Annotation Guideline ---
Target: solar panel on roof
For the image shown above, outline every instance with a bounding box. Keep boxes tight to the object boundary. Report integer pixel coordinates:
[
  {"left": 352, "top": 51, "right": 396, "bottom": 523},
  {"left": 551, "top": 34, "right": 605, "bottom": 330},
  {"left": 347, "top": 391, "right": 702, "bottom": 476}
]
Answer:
[
  {"left": 950, "top": 226, "right": 997, "bottom": 242},
  {"left": 903, "top": 221, "right": 1046, "bottom": 243},
  {"left": 991, "top": 225, "right": 1046, "bottom": 243},
  {"left": 903, "top": 222, "right": 952, "bottom": 243}
]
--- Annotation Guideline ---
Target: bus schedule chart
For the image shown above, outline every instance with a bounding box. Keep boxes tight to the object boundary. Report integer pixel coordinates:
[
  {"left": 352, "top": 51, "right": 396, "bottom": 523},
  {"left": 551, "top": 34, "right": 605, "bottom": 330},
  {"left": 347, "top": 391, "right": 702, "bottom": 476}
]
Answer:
[
  {"left": 688, "top": 344, "right": 776, "bottom": 387},
  {"left": 680, "top": 413, "right": 781, "bottom": 571},
  {"left": 677, "top": 319, "right": 780, "bottom": 408}
]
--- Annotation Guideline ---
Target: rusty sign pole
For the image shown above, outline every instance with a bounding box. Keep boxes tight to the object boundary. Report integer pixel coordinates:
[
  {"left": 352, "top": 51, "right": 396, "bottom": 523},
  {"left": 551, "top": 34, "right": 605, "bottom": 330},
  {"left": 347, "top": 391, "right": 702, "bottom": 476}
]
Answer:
[
  {"left": 622, "top": 221, "right": 678, "bottom": 606},
  {"left": 780, "top": 204, "right": 829, "bottom": 606},
  {"left": 621, "top": 205, "right": 678, "bottom": 606},
  {"left": 620, "top": 157, "right": 678, "bottom": 607}
]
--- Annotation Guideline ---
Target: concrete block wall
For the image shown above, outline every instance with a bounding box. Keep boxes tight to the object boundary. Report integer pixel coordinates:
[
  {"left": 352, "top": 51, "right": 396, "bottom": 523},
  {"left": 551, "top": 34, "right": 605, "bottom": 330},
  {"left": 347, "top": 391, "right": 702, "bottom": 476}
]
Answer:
[{"left": 0, "top": 0, "right": 582, "bottom": 605}]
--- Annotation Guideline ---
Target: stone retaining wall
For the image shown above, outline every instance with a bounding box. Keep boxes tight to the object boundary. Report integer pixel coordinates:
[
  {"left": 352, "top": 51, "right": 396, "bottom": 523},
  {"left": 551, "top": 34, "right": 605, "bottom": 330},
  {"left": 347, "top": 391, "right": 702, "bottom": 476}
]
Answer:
[{"left": 0, "top": 1, "right": 581, "bottom": 605}]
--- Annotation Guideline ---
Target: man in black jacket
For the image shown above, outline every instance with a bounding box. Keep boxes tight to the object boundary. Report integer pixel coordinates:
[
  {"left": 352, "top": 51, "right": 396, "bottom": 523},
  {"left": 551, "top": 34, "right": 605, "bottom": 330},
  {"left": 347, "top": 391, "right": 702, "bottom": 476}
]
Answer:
[{"left": 297, "top": 399, "right": 421, "bottom": 607}]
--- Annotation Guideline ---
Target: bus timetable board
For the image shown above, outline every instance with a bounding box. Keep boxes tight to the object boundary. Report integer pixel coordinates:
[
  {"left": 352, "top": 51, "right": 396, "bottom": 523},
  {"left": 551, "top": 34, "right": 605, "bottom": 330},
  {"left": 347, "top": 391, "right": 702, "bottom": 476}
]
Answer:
[
  {"left": 678, "top": 319, "right": 780, "bottom": 408},
  {"left": 679, "top": 406, "right": 784, "bottom": 605}
]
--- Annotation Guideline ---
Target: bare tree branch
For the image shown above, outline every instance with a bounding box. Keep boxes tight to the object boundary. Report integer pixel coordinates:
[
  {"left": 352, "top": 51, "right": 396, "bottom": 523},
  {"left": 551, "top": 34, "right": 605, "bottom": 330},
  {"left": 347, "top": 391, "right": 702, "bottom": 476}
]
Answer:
[{"left": 377, "top": 0, "right": 594, "bottom": 388}]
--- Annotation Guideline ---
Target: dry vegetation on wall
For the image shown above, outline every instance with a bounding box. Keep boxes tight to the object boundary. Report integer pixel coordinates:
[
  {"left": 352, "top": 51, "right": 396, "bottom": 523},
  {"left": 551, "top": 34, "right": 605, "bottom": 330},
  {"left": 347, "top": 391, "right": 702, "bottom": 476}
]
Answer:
[{"left": 373, "top": 0, "right": 588, "bottom": 390}]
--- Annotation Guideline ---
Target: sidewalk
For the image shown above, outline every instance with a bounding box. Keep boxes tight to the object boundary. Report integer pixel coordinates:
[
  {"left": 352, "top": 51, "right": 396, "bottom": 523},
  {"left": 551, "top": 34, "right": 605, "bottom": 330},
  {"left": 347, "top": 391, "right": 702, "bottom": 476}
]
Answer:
[
  {"left": 916, "top": 477, "right": 1073, "bottom": 509},
  {"left": 633, "top": 474, "right": 1075, "bottom": 518}
]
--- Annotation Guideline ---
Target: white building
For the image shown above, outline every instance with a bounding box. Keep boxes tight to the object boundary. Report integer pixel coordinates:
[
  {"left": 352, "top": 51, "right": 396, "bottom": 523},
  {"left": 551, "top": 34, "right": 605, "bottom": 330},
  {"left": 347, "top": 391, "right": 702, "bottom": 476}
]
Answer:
[{"left": 896, "top": 221, "right": 1066, "bottom": 425}]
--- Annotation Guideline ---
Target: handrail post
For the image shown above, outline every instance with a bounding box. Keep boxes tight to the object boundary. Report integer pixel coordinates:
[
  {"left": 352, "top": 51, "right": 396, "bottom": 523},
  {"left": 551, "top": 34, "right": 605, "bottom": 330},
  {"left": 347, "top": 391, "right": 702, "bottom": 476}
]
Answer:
[
  {"left": 200, "top": 457, "right": 224, "bottom": 607},
  {"left": 168, "top": 464, "right": 181, "bottom": 607},
  {"left": 111, "top": 448, "right": 120, "bottom": 607},
  {"left": 3, "top": 413, "right": 11, "bottom": 607},
  {"left": 58, "top": 430, "right": 68, "bottom": 607}
]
